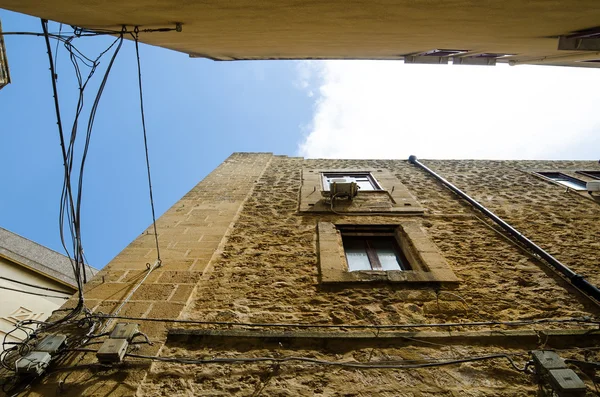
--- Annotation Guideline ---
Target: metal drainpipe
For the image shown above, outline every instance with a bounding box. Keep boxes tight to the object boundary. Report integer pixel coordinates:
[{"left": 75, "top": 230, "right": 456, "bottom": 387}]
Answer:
[{"left": 408, "top": 155, "right": 600, "bottom": 303}]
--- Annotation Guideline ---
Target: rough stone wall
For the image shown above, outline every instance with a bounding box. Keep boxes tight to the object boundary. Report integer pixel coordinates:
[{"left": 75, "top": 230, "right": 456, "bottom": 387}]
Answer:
[
  {"left": 18, "top": 154, "right": 600, "bottom": 396},
  {"left": 22, "top": 153, "right": 273, "bottom": 396},
  {"left": 137, "top": 156, "right": 600, "bottom": 396},
  {"left": 182, "top": 157, "right": 598, "bottom": 326},
  {"left": 412, "top": 160, "right": 600, "bottom": 286}
]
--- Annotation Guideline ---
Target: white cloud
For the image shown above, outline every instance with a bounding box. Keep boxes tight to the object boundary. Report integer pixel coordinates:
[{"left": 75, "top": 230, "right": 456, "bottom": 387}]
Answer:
[{"left": 297, "top": 61, "right": 600, "bottom": 160}]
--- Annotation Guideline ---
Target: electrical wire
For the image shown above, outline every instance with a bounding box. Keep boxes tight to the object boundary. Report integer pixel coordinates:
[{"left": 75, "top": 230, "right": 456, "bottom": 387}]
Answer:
[
  {"left": 125, "top": 352, "right": 529, "bottom": 371},
  {"left": 0, "top": 277, "right": 73, "bottom": 294},
  {"left": 329, "top": 193, "right": 345, "bottom": 215},
  {"left": 133, "top": 28, "right": 161, "bottom": 262},
  {"left": 89, "top": 314, "right": 598, "bottom": 330},
  {"left": 0, "top": 285, "right": 70, "bottom": 300},
  {"left": 74, "top": 32, "right": 124, "bottom": 284},
  {"left": 99, "top": 259, "right": 161, "bottom": 333},
  {"left": 53, "top": 23, "right": 62, "bottom": 77},
  {"left": 1, "top": 23, "right": 179, "bottom": 388},
  {"left": 0, "top": 25, "right": 180, "bottom": 39},
  {"left": 42, "top": 18, "right": 82, "bottom": 314}
]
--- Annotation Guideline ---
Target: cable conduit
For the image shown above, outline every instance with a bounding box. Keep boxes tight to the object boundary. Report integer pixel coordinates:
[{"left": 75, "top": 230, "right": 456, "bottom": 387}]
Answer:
[{"left": 408, "top": 155, "right": 600, "bottom": 304}]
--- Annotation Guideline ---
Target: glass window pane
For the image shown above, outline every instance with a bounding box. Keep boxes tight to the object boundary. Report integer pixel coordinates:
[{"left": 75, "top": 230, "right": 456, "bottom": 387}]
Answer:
[
  {"left": 538, "top": 172, "right": 587, "bottom": 190},
  {"left": 556, "top": 179, "right": 586, "bottom": 190},
  {"left": 323, "top": 173, "right": 379, "bottom": 191},
  {"left": 356, "top": 180, "right": 376, "bottom": 190},
  {"left": 371, "top": 239, "right": 402, "bottom": 271},
  {"left": 343, "top": 239, "right": 371, "bottom": 271}
]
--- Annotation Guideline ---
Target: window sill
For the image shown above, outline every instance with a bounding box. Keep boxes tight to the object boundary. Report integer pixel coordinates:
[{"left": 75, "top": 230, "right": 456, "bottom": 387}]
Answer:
[{"left": 320, "top": 269, "right": 459, "bottom": 284}]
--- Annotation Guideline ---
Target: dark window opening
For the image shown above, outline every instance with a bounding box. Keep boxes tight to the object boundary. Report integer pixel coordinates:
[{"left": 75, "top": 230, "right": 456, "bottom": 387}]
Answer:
[
  {"left": 341, "top": 228, "right": 411, "bottom": 271},
  {"left": 577, "top": 171, "right": 600, "bottom": 179},
  {"left": 473, "top": 53, "right": 514, "bottom": 58},
  {"left": 422, "top": 49, "right": 468, "bottom": 57},
  {"left": 566, "top": 26, "right": 600, "bottom": 39},
  {"left": 537, "top": 172, "right": 587, "bottom": 190}
]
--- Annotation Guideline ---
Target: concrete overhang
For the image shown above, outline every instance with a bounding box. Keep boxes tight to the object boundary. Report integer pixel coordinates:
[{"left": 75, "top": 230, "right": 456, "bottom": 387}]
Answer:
[{"left": 1, "top": 0, "right": 600, "bottom": 67}]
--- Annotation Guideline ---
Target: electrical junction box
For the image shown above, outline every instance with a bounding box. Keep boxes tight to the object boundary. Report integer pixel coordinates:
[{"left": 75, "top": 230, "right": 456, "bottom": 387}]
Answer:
[
  {"left": 587, "top": 180, "right": 600, "bottom": 192},
  {"left": 548, "top": 369, "right": 586, "bottom": 396},
  {"left": 532, "top": 350, "right": 566, "bottom": 373},
  {"left": 110, "top": 323, "right": 139, "bottom": 340},
  {"left": 16, "top": 352, "right": 52, "bottom": 376},
  {"left": 97, "top": 339, "right": 128, "bottom": 363},
  {"left": 35, "top": 334, "right": 67, "bottom": 353}
]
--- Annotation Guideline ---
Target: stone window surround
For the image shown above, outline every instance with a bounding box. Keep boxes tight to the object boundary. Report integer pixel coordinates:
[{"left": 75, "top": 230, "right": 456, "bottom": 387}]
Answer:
[
  {"left": 300, "top": 168, "right": 423, "bottom": 214},
  {"left": 317, "top": 221, "right": 459, "bottom": 284},
  {"left": 528, "top": 169, "right": 599, "bottom": 201}
]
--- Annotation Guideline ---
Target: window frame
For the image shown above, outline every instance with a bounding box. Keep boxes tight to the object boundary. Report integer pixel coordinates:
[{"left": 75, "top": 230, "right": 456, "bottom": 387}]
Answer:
[
  {"left": 576, "top": 171, "right": 600, "bottom": 180},
  {"left": 322, "top": 172, "right": 382, "bottom": 192},
  {"left": 536, "top": 172, "right": 587, "bottom": 191},
  {"left": 340, "top": 226, "right": 411, "bottom": 271},
  {"left": 317, "top": 221, "right": 458, "bottom": 284}
]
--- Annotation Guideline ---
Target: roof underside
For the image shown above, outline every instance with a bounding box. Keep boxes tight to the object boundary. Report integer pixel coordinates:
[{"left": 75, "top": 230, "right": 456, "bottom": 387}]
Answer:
[{"left": 1, "top": 0, "right": 600, "bottom": 66}]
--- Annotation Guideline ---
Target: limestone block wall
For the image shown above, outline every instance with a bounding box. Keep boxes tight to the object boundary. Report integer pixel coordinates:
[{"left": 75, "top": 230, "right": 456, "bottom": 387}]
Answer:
[
  {"left": 181, "top": 157, "right": 599, "bottom": 326},
  {"left": 20, "top": 154, "right": 600, "bottom": 396},
  {"left": 137, "top": 156, "right": 600, "bottom": 396},
  {"left": 23, "top": 152, "right": 273, "bottom": 396},
  {"left": 409, "top": 160, "right": 600, "bottom": 286}
]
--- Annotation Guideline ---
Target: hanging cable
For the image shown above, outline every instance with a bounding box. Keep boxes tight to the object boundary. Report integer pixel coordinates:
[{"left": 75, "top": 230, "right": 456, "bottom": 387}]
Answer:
[
  {"left": 0, "top": 277, "right": 72, "bottom": 294},
  {"left": 53, "top": 23, "right": 62, "bottom": 78},
  {"left": 133, "top": 27, "right": 161, "bottom": 263},
  {"left": 89, "top": 314, "right": 598, "bottom": 330},
  {"left": 99, "top": 259, "right": 161, "bottom": 333},
  {"left": 75, "top": 32, "right": 125, "bottom": 284},
  {"left": 41, "top": 18, "right": 82, "bottom": 311},
  {"left": 0, "top": 286, "right": 70, "bottom": 300},
  {"left": 124, "top": 352, "right": 530, "bottom": 371}
]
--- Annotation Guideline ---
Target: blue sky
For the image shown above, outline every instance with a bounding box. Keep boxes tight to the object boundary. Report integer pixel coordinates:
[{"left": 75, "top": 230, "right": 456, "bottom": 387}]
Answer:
[
  {"left": 0, "top": 10, "right": 313, "bottom": 269},
  {"left": 1, "top": 9, "right": 599, "bottom": 270}
]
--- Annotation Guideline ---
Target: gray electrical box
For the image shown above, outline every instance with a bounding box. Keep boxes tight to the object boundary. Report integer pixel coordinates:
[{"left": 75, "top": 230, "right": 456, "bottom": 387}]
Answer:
[
  {"left": 97, "top": 339, "right": 128, "bottom": 363},
  {"left": 532, "top": 350, "right": 566, "bottom": 372},
  {"left": 110, "top": 323, "right": 139, "bottom": 340},
  {"left": 35, "top": 334, "right": 67, "bottom": 353},
  {"left": 16, "top": 352, "right": 52, "bottom": 375},
  {"left": 548, "top": 369, "right": 586, "bottom": 396}
]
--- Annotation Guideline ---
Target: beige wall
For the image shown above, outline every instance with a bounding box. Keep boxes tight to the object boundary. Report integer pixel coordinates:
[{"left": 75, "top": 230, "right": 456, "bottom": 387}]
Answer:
[
  {"left": 2, "top": 0, "right": 600, "bottom": 66},
  {"left": 17, "top": 154, "right": 600, "bottom": 396},
  {"left": 141, "top": 156, "right": 600, "bottom": 396},
  {"left": 0, "top": 257, "right": 74, "bottom": 349}
]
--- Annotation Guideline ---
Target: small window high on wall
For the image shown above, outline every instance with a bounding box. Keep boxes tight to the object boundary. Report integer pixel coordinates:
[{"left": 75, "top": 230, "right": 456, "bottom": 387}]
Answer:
[
  {"left": 537, "top": 172, "right": 587, "bottom": 190},
  {"left": 577, "top": 171, "right": 600, "bottom": 180},
  {"left": 322, "top": 172, "right": 381, "bottom": 192}
]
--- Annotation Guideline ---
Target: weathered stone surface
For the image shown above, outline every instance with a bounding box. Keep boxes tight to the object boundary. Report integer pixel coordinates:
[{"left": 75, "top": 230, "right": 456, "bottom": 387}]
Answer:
[
  {"left": 20, "top": 155, "right": 600, "bottom": 396},
  {"left": 138, "top": 156, "right": 600, "bottom": 396}
]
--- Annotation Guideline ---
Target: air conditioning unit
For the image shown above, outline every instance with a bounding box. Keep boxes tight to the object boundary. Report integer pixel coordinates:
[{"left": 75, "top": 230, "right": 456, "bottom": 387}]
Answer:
[
  {"left": 587, "top": 180, "right": 600, "bottom": 192},
  {"left": 322, "top": 181, "right": 358, "bottom": 199}
]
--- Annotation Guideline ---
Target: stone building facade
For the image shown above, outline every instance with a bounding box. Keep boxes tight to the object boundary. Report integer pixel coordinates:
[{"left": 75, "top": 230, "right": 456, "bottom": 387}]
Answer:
[{"left": 17, "top": 153, "right": 600, "bottom": 396}]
